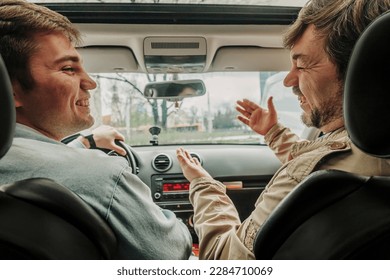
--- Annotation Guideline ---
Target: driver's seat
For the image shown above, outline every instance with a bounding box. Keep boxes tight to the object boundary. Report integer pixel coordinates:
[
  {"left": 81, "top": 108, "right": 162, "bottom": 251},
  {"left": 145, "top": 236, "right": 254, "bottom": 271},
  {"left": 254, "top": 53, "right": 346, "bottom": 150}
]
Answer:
[
  {"left": 253, "top": 11, "right": 390, "bottom": 259},
  {"left": 0, "top": 55, "right": 117, "bottom": 259}
]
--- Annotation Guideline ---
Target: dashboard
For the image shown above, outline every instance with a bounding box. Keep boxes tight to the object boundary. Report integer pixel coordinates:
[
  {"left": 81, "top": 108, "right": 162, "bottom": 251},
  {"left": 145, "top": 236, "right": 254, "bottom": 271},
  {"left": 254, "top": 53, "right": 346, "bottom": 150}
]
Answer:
[{"left": 132, "top": 144, "right": 282, "bottom": 243}]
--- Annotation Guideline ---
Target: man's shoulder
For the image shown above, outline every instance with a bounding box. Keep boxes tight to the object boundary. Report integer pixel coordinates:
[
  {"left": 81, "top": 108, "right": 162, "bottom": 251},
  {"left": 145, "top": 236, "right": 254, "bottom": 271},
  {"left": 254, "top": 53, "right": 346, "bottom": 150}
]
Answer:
[{"left": 12, "top": 131, "right": 130, "bottom": 181}]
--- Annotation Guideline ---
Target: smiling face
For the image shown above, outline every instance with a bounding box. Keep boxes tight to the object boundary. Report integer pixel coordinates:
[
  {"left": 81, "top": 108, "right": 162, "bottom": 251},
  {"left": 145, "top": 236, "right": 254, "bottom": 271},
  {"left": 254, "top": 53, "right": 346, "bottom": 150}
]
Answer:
[
  {"left": 13, "top": 32, "right": 97, "bottom": 140},
  {"left": 283, "top": 24, "right": 344, "bottom": 133}
]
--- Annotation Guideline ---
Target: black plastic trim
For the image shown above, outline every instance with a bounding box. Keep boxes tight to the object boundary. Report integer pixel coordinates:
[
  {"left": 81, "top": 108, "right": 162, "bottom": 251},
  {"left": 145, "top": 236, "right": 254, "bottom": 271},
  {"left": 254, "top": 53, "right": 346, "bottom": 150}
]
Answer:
[{"left": 40, "top": 3, "right": 300, "bottom": 25}]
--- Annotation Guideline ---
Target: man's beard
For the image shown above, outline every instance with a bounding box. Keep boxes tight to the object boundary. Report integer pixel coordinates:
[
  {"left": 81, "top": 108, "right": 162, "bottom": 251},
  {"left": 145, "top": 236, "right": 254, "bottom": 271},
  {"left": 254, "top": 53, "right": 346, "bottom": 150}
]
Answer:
[
  {"left": 301, "top": 98, "right": 343, "bottom": 129},
  {"left": 292, "top": 83, "right": 344, "bottom": 130}
]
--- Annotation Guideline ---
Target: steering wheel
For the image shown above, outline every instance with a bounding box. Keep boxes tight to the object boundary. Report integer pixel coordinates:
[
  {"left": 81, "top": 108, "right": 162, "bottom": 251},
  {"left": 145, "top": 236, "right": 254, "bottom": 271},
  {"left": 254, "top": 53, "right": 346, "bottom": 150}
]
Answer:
[
  {"left": 105, "top": 140, "right": 139, "bottom": 175},
  {"left": 61, "top": 134, "right": 139, "bottom": 175}
]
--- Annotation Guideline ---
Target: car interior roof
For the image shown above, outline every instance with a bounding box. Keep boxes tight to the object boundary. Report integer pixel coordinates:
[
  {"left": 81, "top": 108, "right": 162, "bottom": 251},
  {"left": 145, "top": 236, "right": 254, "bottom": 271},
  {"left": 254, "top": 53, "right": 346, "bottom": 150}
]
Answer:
[{"left": 40, "top": 3, "right": 299, "bottom": 74}]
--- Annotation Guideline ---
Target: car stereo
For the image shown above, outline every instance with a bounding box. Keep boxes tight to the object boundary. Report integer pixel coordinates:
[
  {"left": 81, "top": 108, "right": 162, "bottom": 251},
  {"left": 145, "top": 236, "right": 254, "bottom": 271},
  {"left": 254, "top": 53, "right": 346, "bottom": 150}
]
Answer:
[
  {"left": 151, "top": 174, "right": 191, "bottom": 202},
  {"left": 151, "top": 174, "right": 197, "bottom": 242}
]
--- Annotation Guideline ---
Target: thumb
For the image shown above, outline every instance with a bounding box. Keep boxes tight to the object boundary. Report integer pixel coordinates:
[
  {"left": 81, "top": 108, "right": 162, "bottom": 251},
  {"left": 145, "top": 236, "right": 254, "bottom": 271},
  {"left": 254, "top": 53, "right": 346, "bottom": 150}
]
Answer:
[{"left": 267, "top": 96, "right": 277, "bottom": 116}]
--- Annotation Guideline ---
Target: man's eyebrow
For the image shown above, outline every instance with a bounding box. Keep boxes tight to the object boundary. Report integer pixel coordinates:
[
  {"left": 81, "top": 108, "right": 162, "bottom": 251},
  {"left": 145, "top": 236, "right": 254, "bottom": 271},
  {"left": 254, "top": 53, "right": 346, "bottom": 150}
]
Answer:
[
  {"left": 291, "top": 53, "right": 308, "bottom": 61},
  {"left": 54, "top": 55, "right": 82, "bottom": 64}
]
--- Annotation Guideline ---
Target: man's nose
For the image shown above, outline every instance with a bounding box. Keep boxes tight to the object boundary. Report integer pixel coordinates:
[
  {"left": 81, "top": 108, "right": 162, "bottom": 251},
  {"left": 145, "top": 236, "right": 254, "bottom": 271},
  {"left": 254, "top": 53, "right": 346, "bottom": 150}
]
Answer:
[
  {"left": 283, "top": 69, "right": 298, "bottom": 87},
  {"left": 81, "top": 72, "right": 97, "bottom": 90}
]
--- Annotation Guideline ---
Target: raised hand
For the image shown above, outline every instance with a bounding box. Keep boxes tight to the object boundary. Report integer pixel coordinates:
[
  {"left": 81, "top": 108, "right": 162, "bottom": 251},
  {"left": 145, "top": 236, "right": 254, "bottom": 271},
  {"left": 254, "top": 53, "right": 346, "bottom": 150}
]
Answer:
[{"left": 236, "top": 97, "right": 277, "bottom": 136}]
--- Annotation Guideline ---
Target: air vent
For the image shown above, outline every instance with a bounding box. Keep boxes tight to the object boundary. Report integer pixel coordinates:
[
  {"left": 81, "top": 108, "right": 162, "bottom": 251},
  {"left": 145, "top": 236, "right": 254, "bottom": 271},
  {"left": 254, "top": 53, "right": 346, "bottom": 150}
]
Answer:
[
  {"left": 144, "top": 37, "right": 206, "bottom": 55},
  {"left": 152, "top": 153, "right": 173, "bottom": 172},
  {"left": 190, "top": 152, "right": 203, "bottom": 165},
  {"left": 151, "top": 42, "right": 200, "bottom": 49}
]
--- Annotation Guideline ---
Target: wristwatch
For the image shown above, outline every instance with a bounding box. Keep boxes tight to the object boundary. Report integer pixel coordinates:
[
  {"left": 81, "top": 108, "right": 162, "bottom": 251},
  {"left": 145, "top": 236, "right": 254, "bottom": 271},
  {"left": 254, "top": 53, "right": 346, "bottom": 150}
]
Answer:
[{"left": 80, "top": 131, "right": 96, "bottom": 149}]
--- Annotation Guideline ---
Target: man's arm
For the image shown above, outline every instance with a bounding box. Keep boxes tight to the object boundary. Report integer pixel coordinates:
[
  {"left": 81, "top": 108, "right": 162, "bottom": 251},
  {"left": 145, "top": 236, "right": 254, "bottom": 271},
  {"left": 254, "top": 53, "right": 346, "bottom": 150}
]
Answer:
[
  {"left": 189, "top": 177, "right": 255, "bottom": 259},
  {"left": 109, "top": 164, "right": 193, "bottom": 259},
  {"left": 264, "top": 123, "right": 303, "bottom": 163},
  {"left": 177, "top": 147, "right": 302, "bottom": 259}
]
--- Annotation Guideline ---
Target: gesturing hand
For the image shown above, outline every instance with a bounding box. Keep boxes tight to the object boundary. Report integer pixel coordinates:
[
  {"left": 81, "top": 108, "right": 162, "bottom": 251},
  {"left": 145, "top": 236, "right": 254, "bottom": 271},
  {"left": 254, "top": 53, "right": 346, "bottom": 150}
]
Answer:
[
  {"left": 176, "top": 147, "right": 212, "bottom": 182},
  {"left": 236, "top": 97, "right": 277, "bottom": 136}
]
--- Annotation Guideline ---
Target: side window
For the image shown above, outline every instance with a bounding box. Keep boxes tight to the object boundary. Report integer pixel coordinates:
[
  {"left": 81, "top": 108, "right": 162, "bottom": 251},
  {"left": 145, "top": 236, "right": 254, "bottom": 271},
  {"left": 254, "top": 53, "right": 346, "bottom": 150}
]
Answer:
[{"left": 261, "top": 71, "right": 304, "bottom": 136}]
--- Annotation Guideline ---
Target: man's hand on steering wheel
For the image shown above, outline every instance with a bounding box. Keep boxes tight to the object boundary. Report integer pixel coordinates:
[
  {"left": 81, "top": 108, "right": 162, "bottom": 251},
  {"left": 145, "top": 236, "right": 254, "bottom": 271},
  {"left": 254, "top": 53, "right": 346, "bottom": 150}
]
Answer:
[
  {"left": 78, "top": 125, "right": 127, "bottom": 156},
  {"left": 64, "top": 125, "right": 138, "bottom": 174}
]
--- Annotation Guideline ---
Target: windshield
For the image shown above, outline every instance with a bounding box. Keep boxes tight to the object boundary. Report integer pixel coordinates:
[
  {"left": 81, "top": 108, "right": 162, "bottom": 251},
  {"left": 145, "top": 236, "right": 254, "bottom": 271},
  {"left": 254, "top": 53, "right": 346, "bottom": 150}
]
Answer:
[
  {"left": 30, "top": 0, "right": 307, "bottom": 7},
  {"left": 89, "top": 71, "right": 304, "bottom": 146}
]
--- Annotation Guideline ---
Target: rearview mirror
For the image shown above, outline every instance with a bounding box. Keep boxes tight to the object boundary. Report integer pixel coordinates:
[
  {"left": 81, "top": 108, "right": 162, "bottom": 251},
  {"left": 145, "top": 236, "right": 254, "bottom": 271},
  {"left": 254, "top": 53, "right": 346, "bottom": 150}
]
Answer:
[{"left": 143, "top": 79, "right": 206, "bottom": 101}]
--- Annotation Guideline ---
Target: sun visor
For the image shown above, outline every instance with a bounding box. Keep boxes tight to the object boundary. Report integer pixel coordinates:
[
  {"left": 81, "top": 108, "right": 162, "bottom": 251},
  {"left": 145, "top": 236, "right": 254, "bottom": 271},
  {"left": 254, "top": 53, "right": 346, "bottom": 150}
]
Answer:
[
  {"left": 212, "top": 47, "right": 290, "bottom": 71},
  {"left": 144, "top": 37, "right": 206, "bottom": 73},
  {"left": 77, "top": 46, "right": 138, "bottom": 73}
]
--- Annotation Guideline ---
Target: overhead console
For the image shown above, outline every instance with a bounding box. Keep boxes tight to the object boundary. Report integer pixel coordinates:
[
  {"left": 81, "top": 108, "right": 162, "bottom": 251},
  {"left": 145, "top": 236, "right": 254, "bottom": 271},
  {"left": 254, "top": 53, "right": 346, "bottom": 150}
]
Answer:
[{"left": 144, "top": 37, "right": 207, "bottom": 73}]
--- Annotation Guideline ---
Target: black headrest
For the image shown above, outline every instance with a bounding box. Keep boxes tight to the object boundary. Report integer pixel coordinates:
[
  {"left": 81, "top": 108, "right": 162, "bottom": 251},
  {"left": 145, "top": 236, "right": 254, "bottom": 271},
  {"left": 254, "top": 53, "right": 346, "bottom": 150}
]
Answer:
[
  {"left": 0, "top": 55, "right": 15, "bottom": 159},
  {"left": 344, "top": 12, "right": 390, "bottom": 158}
]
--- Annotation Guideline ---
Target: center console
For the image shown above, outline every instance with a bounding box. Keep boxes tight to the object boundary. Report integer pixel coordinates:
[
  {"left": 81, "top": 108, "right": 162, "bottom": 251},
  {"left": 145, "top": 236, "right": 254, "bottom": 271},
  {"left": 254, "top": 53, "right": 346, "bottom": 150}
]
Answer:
[{"left": 151, "top": 174, "right": 198, "bottom": 243}]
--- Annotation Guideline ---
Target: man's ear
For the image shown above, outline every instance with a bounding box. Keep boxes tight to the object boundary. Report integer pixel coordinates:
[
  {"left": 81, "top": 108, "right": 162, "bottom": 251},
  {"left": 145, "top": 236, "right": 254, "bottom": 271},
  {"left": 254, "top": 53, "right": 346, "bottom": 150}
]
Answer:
[{"left": 12, "top": 80, "right": 23, "bottom": 108}]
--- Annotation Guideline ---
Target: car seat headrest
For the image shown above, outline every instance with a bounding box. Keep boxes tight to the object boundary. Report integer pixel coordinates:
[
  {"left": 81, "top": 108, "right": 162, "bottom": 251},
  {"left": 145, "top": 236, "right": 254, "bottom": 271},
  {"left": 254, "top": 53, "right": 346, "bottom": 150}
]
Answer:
[
  {"left": 344, "top": 12, "right": 390, "bottom": 158},
  {"left": 0, "top": 55, "right": 15, "bottom": 159}
]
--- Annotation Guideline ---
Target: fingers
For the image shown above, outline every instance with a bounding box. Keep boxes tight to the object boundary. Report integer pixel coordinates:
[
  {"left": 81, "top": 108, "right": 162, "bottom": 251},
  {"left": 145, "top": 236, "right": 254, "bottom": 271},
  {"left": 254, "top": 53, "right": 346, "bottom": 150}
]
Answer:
[
  {"left": 115, "top": 131, "right": 125, "bottom": 142},
  {"left": 236, "top": 105, "right": 250, "bottom": 118},
  {"left": 237, "top": 115, "right": 249, "bottom": 126},
  {"left": 236, "top": 98, "right": 262, "bottom": 125},
  {"left": 177, "top": 147, "right": 196, "bottom": 165},
  {"left": 91, "top": 125, "right": 127, "bottom": 153},
  {"left": 236, "top": 99, "right": 261, "bottom": 117},
  {"left": 176, "top": 148, "right": 185, "bottom": 164},
  {"left": 184, "top": 148, "right": 192, "bottom": 161},
  {"left": 176, "top": 147, "right": 201, "bottom": 167},
  {"left": 237, "top": 99, "right": 260, "bottom": 113},
  {"left": 246, "top": 99, "right": 260, "bottom": 112},
  {"left": 236, "top": 107, "right": 251, "bottom": 125},
  {"left": 176, "top": 147, "right": 213, "bottom": 181},
  {"left": 237, "top": 98, "right": 276, "bottom": 119},
  {"left": 176, "top": 147, "right": 190, "bottom": 165},
  {"left": 112, "top": 143, "right": 127, "bottom": 156},
  {"left": 93, "top": 125, "right": 126, "bottom": 142}
]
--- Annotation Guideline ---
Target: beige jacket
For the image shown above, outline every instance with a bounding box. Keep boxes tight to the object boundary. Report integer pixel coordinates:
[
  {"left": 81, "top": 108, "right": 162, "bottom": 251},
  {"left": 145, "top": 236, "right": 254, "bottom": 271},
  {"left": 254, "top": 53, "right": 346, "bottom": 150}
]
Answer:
[{"left": 189, "top": 123, "right": 390, "bottom": 259}]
